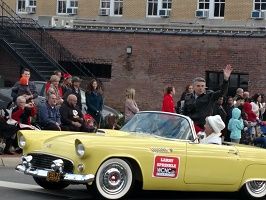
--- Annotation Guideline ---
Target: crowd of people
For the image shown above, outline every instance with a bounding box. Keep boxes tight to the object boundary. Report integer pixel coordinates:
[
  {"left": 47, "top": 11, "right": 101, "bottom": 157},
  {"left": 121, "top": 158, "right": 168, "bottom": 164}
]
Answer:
[
  {"left": 0, "top": 68, "right": 103, "bottom": 154},
  {"left": 160, "top": 64, "right": 266, "bottom": 145},
  {"left": 0, "top": 65, "right": 266, "bottom": 154}
]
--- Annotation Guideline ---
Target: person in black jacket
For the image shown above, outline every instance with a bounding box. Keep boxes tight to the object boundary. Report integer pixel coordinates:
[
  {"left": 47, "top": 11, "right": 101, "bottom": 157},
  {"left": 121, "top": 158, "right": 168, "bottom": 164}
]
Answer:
[
  {"left": 60, "top": 94, "right": 90, "bottom": 132},
  {"left": 85, "top": 79, "right": 103, "bottom": 127},
  {"left": 11, "top": 68, "right": 38, "bottom": 103},
  {"left": 63, "top": 76, "right": 82, "bottom": 110},
  {"left": 183, "top": 64, "right": 232, "bottom": 133}
]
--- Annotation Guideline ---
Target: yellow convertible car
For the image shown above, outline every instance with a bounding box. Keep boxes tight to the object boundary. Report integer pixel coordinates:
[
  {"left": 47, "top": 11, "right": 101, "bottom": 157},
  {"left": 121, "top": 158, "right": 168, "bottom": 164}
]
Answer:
[{"left": 16, "top": 111, "right": 266, "bottom": 199}]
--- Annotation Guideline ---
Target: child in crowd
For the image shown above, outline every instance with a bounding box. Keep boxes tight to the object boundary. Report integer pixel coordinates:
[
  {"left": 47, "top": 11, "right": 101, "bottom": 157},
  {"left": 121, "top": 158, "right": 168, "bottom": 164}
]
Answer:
[
  {"left": 228, "top": 107, "right": 244, "bottom": 143},
  {"left": 83, "top": 114, "right": 97, "bottom": 132}
]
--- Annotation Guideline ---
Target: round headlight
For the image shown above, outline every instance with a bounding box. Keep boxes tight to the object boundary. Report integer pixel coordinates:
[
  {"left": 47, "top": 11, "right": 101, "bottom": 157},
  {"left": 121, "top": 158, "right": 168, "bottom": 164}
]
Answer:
[
  {"left": 75, "top": 140, "right": 85, "bottom": 157},
  {"left": 18, "top": 135, "right": 26, "bottom": 148}
]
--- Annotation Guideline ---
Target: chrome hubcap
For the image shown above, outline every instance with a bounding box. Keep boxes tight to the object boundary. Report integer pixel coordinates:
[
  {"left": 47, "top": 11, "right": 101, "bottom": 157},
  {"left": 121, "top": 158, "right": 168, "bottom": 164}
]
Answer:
[
  {"left": 247, "top": 181, "right": 266, "bottom": 194},
  {"left": 100, "top": 163, "right": 127, "bottom": 195}
]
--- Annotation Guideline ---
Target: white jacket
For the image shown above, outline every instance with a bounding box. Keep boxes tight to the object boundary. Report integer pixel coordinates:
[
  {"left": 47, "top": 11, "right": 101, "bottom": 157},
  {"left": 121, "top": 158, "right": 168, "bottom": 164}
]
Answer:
[{"left": 199, "top": 132, "right": 222, "bottom": 145}]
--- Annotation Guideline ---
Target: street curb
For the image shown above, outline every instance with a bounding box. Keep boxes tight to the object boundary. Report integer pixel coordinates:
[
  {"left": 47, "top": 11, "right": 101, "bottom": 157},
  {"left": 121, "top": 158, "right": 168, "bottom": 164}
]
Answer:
[{"left": 0, "top": 156, "right": 20, "bottom": 167}]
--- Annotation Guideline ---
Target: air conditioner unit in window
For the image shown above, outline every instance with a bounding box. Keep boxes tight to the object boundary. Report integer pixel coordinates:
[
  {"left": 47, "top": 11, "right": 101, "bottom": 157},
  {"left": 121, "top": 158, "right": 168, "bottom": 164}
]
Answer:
[
  {"left": 51, "top": 16, "right": 74, "bottom": 28},
  {"left": 195, "top": 10, "right": 209, "bottom": 19},
  {"left": 67, "top": 7, "right": 78, "bottom": 15},
  {"left": 99, "top": 8, "right": 110, "bottom": 16},
  {"left": 159, "top": 9, "right": 170, "bottom": 17},
  {"left": 26, "top": 6, "right": 36, "bottom": 14},
  {"left": 251, "top": 10, "right": 265, "bottom": 19}
]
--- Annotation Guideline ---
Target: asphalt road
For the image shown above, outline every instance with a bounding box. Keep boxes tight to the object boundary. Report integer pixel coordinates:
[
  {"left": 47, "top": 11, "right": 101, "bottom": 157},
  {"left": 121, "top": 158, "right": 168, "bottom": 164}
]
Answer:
[{"left": 0, "top": 166, "right": 241, "bottom": 200}]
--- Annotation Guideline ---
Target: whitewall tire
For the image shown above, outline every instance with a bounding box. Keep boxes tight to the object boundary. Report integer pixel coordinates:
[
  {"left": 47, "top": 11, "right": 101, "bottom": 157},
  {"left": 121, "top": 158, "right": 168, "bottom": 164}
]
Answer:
[
  {"left": 242, "top": 180, "right": 266, "bottom": 199},
  {"left": 94, "top": 158, "right": 133, "bottom": 199}
]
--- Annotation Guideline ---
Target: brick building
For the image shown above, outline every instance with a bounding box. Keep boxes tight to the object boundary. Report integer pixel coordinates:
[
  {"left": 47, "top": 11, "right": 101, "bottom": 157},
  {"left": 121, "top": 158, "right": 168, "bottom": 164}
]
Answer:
[{"left": 1, "top": 0, "right": 266, "bottom": 111}]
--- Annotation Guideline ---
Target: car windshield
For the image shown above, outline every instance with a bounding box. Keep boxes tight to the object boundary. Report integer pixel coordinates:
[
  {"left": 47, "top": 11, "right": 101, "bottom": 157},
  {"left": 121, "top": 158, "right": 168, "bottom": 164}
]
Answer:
[{"left": 121, "top": 112, "right": 193, "bottom": 140}]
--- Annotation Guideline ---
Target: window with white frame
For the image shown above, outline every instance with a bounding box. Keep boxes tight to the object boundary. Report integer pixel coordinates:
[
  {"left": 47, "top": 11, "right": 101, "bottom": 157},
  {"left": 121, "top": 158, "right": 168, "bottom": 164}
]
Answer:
[
  {"left": 147, "top": 0, "right": 172, "bottom": 16},
  {"left": 254, "top": 0, "right": 266, "bottom": 10},
  {"left": 197, "top": 0, "right": 224, "bottom": 18},
  {"left": 29, "top": 0, "right": 36, "bottom": 6},
  {"left": 17, "top": 0, "right": 36, "bottom": 13},
  {"left": 198, "top": 0, "right": 209, "bottom": 10},
  {"left": 17, "top": 0, "right": 26, "bottom": 12},
  {"left": 57, "top": 0, "right": 78, "bottom": 14},
  {"left": 100, "top": 0, "right": 123, "bottom": 16},
  {"left": 114, "top": 0, "right": 123, "bottom": 15}
]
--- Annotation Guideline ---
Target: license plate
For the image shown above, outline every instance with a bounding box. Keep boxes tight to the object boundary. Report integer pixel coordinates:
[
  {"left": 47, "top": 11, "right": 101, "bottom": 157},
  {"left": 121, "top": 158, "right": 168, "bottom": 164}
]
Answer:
[{"left": 46, "top": 171, "right": 61, "bottom": 182}]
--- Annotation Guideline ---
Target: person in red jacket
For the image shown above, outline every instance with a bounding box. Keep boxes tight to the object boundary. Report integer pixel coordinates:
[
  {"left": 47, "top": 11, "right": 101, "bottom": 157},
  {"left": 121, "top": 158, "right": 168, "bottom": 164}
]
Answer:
[
  {"left": 11, "top": 96, "right": 37, "bottom": 125},
  {"left": 162, "top": 86, "right": 176, "bottom": 113}
]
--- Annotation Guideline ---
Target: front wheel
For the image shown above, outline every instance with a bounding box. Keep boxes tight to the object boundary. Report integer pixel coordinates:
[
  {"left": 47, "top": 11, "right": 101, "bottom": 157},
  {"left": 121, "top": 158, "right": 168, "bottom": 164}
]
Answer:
[
  {"left": 94, "top": 158, "right": 134, "bottom": 200},
  {"left": 241, "top": 180, "right": 266, "bottom": 199},
  {"left": 33, "top": 177, "right": 69, "bottom": 190}
]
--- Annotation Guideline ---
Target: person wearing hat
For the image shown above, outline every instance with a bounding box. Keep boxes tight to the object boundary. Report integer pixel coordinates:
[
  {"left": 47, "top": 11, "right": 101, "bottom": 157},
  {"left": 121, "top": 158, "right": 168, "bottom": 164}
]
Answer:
[
  {"left": 63, "top": 76, "right": 82, "bottom": 110},
  {"left": 199, "top": 115, "right": 226, "bottom": 145},
  {"left": 62, "top": 73, "right": 72, "bottom": 95}
]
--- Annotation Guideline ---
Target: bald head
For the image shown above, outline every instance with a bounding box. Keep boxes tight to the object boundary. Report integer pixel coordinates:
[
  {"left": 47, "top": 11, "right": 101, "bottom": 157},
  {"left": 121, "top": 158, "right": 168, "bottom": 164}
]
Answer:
[{"left": 67, "top": 94, "right": 77, "bottom": 107}]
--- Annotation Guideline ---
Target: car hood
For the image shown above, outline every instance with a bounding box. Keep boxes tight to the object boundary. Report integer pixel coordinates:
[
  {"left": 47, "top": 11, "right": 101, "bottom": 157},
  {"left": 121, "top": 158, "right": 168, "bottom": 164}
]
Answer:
[
  {"left": 35, "top": 129, "right": 181, "bottom": 155},
  {"left": 42, "top": 129, "right": 177, "bottom": 144}
]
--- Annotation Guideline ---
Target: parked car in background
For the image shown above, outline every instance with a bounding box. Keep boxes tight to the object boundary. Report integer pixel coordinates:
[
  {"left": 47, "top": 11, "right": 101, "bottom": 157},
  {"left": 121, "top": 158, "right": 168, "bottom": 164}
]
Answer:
[
  {"left": 16, "top": 111, "right": 266, "bottom": 200},
  {"left": 0, "top": 81, "right": 123, "bottom": 125}
]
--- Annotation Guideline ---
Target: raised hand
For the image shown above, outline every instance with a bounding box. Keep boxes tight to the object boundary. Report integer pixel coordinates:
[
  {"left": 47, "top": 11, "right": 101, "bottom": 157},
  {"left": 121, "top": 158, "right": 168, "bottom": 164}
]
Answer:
[{"left": 223, "top": 64, "right": 233, "bottom": 81}]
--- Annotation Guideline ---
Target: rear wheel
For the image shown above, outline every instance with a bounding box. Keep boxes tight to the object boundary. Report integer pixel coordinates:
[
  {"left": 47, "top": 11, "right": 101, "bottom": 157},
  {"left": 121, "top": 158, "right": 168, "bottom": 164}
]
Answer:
[
  {"left": 241, "top": 180, "right": 266, "bottom": 199},
  {"left": 93, "top": 158, "right": 134, "bottom": 199},
  {"left": 33, "top": 177, "right": 69, "bottom": 190}
]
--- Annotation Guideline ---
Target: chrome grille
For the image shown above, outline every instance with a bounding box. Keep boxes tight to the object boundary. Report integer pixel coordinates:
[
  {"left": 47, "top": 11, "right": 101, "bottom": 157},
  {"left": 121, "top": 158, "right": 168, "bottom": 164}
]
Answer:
[{"left": 29, "top": 153, "right": 73, "bottom": 173}]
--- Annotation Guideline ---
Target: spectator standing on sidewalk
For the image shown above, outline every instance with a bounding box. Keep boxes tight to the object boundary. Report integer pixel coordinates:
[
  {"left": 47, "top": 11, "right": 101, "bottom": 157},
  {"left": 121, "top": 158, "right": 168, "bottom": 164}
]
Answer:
[
  {"left": 63, "top": 76, "right": 83, "bottom": 110},
  {"left": 176, "top": 84, "right": 193, "bottom": 114},
  {"left": 183, "top": 64, "right": 232, "bottom": 133},
  {"left": 243, "top": 91, "right": 250, "bottom": 102},
  {"left": 61, "top": 73, "right": 72, "bottom": 95},
  {"left": 250, "top": 93, "right": 265, "bottom": 120},
  {"left": 124, "top": 88, "right": 139, "bottom": 123},
  {"left": 224, "top": 96, "right": 235, "bottom": 141},
  {"left": 228, "top": 107, "right": 244, "bottom": 143},
  {"left": 45, "top": 70, "right": 62, "bottom": 92},
  {"left": 162, "top": 86, "right": 176, "bottom": 113},
  {"left": 85, "top": 79, "right": 103, "bottom": 126},
  {"left": 234, "top": 88, "right": 244, "bottom": 101},
  {"left": 46, "top": 75, "right": 63, "bottom": 105}
]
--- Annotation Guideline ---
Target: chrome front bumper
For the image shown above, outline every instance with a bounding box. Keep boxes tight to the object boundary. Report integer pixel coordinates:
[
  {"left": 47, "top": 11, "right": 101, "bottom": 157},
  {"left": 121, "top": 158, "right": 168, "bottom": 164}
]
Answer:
[{"left": 16, "top": 155, "right": 94, "bottom": 184}]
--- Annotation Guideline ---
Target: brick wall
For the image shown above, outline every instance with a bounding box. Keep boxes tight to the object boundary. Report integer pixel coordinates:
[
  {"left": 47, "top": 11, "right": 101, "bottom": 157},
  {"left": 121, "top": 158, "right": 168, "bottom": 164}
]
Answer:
[{"left": 47, "top": 29, "right": 266, "bottom": 112}]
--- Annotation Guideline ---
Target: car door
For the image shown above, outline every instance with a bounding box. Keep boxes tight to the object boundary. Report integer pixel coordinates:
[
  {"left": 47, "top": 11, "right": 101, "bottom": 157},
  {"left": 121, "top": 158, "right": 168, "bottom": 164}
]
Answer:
[{"left": 184, "top": 143, "right": 243, "bottom": 185}]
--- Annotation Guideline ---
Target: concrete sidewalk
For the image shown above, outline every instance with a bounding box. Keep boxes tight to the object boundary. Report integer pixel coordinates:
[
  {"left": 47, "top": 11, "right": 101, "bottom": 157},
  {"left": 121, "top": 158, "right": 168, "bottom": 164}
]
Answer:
[{"left": 0, "top": 155, "right": 21, "bottom": 167}]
